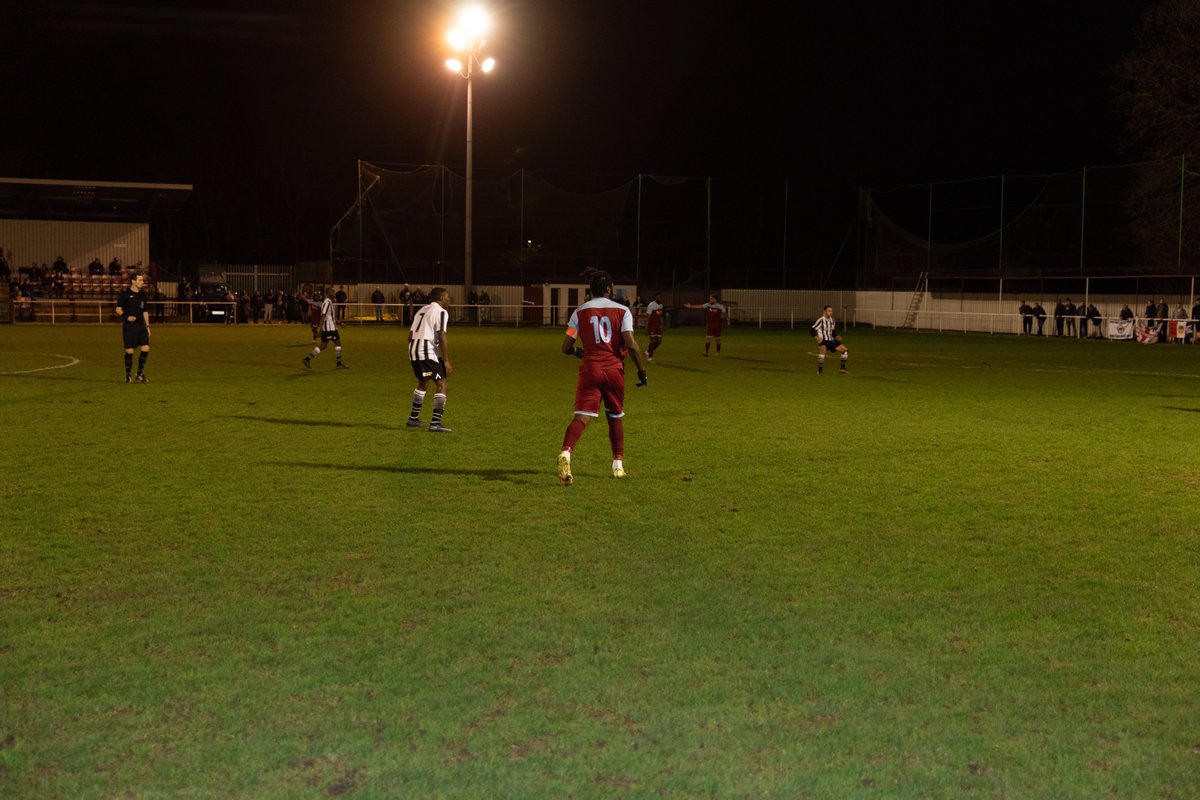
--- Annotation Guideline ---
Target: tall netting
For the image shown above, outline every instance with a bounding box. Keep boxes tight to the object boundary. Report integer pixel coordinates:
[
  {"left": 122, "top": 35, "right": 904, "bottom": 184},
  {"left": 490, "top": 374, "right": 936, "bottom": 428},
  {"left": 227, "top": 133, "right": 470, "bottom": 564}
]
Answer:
[
  {"left": 519, "top": 171, "right": 635, "bottom": 283},
  {"left": 330, "top": 163, "right": 443, "bottom": 286},
  {"left": 329, "top": 162, "right": 798, "bottom": 290},
  {"left": 331, "top": 162, "right": 642, "bottom": 286},
  {"left": 859, "top": 157, "right": 1200, "bottom": 290},
  {"left": 635, "top": 176, "right": 710, "bottom": 291}
]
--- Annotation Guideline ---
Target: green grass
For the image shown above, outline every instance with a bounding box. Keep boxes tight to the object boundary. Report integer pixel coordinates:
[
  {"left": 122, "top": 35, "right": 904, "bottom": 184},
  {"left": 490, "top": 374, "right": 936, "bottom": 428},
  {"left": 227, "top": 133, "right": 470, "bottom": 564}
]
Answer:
[{"left": 1, "top": 322, "right": 1198, "bottom": 799}]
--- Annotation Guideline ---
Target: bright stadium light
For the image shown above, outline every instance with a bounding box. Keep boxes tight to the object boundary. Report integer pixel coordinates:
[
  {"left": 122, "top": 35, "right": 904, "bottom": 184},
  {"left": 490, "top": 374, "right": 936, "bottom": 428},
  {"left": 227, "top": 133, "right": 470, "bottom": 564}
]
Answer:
[{"left": 445, "top": 4, "right": 495, "bottom": 299}]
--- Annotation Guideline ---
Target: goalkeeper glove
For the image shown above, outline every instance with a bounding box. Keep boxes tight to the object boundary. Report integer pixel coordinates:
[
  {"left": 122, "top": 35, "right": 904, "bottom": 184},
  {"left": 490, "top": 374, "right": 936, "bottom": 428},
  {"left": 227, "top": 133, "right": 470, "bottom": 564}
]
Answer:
[
  {"left": 636, "top": 370, "right": 648, "bottom": 386},
  {"left": 573, "top": 346, "right": 585, "bottom": 359}
]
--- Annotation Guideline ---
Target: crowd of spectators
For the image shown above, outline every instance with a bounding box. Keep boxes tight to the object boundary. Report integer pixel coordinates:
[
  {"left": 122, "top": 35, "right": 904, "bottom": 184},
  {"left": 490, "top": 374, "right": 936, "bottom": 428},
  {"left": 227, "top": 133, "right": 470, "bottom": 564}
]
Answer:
[
  {"left": 1019, "top": 297, "right": 1200, "bottom": 343},
  {"left": 2, "top": 245, "right": 155, "bottom": 304}
]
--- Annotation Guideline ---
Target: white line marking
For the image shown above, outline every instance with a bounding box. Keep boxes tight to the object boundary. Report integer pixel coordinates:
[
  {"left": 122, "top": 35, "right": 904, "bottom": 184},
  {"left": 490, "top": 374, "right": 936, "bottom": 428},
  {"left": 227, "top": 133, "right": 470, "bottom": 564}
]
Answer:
[{"left": 0, "top": 352, "right": 81, "bottom": 375}]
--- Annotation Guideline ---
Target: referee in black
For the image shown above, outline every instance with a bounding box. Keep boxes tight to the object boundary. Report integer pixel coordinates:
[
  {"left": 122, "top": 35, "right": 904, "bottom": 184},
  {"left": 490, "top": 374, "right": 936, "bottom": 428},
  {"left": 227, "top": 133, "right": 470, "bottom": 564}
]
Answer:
[{"left": 116, "top": 269, "right": 151, "bottom": 383}]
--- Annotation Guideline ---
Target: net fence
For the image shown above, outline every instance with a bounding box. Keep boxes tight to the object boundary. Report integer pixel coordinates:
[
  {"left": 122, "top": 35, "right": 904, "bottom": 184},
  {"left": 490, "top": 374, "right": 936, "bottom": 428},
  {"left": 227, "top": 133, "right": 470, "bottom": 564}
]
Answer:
[
  {"left": 858, "top": 156, "right": 1200, "bottom": 289},
  {"left": 329, "top": 163, "right": 796, "bottom": 291}
]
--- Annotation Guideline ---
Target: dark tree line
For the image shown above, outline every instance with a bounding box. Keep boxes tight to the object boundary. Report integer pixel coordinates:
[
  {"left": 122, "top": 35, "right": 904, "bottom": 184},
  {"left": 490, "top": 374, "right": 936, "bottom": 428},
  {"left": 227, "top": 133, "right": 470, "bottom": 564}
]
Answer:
[{"left": 1110, "top": 0, "right": 1200, "bottom": 268}]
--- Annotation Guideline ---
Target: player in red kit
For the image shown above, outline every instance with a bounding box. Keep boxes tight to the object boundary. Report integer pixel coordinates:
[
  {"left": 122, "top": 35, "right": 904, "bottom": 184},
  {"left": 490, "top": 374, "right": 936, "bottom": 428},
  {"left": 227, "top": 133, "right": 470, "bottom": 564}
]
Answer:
[
  {"left": 644, "top": 292, "right": 665, "bottom": 361},
  {"left": 684, "top": 293, "right": 727, "bottom": 356},
  {"left": 557, "top": 269, "right": 649, "bottom": 484}
]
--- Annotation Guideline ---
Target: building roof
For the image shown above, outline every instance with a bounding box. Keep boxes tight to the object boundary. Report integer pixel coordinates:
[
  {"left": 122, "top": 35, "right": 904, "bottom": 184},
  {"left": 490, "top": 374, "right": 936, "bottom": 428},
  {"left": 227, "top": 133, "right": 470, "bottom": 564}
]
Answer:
[{"left": 0, "top": 177, "right": 192, "bottom": 222}]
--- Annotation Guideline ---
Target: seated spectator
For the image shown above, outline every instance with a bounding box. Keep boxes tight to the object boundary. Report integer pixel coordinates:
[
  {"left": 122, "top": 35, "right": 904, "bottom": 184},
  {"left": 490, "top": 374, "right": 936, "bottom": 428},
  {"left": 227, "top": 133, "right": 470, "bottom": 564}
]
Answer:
[
  {"left": 88, "top": 257, "right": 105, "bottom": 275},
  {"left": 52, "top": 256, "right": 68, "bottom": 274},
  {"left": 108, "top": 257, "right": 122, "bottom": 276}
]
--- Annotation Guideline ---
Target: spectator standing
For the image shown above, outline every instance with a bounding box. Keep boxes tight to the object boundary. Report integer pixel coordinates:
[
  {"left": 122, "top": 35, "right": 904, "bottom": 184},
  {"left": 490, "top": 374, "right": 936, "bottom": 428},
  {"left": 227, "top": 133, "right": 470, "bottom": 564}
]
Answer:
[
  {"left": 115, "top": 270, "right": 151, "bottom": 383},
  {"left": 263, "top": 289, "right": 275, "bottom": 324},
  {"left": 1033, "top": 302, "right": 1047, "bottom": 335},
  {"left": 467, "top": 289, "right": 478, "bottom": 322},
  {"left": 1084, "top": 303, "right": 1101, "bottom": 338},
  {"left": 176, "top": 276, "right": 190, "bottom": 317},
  {"left": 1053, "top": 298, "right": 1066, "bottom": 337},
  {"left": 1191, "top": 297, "right": 1200, "bottom": 344},
  {"left": 1064, "top": 298, "right": 1077, "bottom": 337},
  {"left": 251, "top": 290, "right": 263, "bottom": 323},
  {"left": 335, "top": 287, "right": 348, "bottom": 321},
  {"left": 479, "top": 290, "right": 490, "bottom": 322},
  {"left": 405, "top": 287, "right": 454, "bottom": 432},
  {"left": 372, "top": 287, "right": 385, "bottom": 322},
  {"left": 1018, "top": 300, "right": 1033, "bottom": 335},
  {"left": 400, "top": 283, "right": 413, "bottom": 325},
  {"left": 1155, "top": 298, "right": 1169, "bottom": 342}
]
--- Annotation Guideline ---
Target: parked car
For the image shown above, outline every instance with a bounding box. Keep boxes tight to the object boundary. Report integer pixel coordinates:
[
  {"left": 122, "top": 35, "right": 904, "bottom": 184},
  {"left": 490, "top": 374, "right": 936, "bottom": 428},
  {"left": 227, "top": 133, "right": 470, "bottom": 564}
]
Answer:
[{"left": 195, "top": 284, "right": 232, "bottom": 323}]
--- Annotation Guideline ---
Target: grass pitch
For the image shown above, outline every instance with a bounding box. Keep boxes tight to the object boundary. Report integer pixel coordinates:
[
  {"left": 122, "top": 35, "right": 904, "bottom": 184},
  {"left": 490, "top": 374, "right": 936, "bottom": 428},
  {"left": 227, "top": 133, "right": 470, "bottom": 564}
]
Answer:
[{"left": 1, "top": 322, "right": 1198, "bottom": 798}]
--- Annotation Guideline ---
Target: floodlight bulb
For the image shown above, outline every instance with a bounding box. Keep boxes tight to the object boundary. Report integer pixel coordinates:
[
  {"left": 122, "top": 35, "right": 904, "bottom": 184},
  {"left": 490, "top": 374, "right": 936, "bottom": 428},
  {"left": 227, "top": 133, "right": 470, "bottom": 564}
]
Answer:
[
  {"left": 480, "top": 57, "right": 495, "bottom": 73},
  {"left": 446, "top": 58, "right": 463, "bottom": 73},
  {"left": 447, "top": 29, "right": 466, "bottom": 50},
  {"left": 458, "top": 5, "right": 490, "bottom": 37}
]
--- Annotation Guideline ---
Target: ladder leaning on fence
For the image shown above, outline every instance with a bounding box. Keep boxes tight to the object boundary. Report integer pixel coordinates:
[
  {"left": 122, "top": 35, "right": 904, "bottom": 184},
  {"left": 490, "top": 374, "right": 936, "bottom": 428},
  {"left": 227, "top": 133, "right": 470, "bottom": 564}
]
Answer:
[{"left": 902, "top": 272, "right": 929, "bottom": 329}]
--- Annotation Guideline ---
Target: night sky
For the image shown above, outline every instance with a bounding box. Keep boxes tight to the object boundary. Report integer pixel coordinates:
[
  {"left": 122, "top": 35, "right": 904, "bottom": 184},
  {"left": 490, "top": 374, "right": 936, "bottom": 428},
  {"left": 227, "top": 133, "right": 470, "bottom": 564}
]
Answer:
[{"left": 2, "top": 0, "right": 1153, "bottom": 264}]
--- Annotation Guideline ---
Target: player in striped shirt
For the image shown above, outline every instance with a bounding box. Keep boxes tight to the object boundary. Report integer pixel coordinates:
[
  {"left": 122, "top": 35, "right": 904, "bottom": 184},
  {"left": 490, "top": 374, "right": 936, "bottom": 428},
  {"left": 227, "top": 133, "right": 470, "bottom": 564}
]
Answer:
[
  {"left": 557, "top": 269, "right": 649, "bottom": 484},
  {"left": 812, "top": 305, "right": 848, "bottom": 375},
  {"left": 406, "top": 287, "right": 453, "bottom": 432},
  {"left": 302, "top": 289, "right": 348, "bottom": 369}
]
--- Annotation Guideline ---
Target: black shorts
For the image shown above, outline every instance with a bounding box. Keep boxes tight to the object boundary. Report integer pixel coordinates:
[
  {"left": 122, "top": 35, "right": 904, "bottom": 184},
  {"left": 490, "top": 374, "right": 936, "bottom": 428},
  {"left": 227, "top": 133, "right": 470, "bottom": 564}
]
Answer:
[
  {"left": 123, "top": 323, "right": 149, "bottom": 349},
  {"left": 818, "top": 338, "right": 842, "bottom": 351},
  {"left": 320, "top": 330, "right": 341, "bottom": 344},
  {"left": 410, "top": 358, "right": 446, "bottom": 382}
]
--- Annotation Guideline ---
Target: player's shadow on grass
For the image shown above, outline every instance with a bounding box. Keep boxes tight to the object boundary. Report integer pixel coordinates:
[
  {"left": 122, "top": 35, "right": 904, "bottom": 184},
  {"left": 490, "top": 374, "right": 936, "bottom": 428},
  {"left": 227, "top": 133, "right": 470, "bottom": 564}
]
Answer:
[
  {"left": 650, "top": 363, "right": 706, "bottom": 373},
  {"left": 224, "top": 414, "right": 405, "bottom": 431},
  {"left": 268, "top": 461, "right": 540, "bottom": 481},
  {"left": 1164, "top": 406, "right": 1200, "bottom": 413}
]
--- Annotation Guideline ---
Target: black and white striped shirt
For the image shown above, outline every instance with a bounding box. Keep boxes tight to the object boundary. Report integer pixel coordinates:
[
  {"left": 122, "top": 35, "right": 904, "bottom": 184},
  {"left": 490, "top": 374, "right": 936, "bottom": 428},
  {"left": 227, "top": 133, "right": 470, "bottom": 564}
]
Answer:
[
  {"left": 812, "top": 314, "right": 837, "bottom": 341},
  {"left": 319, "top": 297, "right": 337, "bottom": 332},
  {"left": 409, "top": 301, "right": 448, "bottom": 361}
]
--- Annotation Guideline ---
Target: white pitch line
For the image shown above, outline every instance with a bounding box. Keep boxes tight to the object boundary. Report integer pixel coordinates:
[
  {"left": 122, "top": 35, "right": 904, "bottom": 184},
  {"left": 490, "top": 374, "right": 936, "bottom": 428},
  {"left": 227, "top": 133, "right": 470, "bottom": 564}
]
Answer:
[
  {"left": 805, "top": 351, "right": 1200, "bottom": 380},
  {"left": 0, "top": 352, "right": 81, "bottom": 375}
]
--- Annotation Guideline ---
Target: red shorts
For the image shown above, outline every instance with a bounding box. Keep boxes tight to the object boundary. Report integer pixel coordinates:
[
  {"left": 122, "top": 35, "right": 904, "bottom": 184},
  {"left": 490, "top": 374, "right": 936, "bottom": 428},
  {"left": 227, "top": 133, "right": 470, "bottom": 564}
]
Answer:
[
  {"left": 573, "top": 365, "right": 625, "bottom": 418},
  {"left": 705, "top": 322, "right": 722, "bottom": 337}
]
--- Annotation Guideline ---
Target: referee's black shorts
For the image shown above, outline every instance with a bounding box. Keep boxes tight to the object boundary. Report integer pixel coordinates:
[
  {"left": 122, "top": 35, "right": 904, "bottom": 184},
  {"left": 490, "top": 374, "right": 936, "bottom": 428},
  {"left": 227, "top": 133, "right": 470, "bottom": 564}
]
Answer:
[{"left": 123, "top": 323, "right": 149, "bottom": 349}]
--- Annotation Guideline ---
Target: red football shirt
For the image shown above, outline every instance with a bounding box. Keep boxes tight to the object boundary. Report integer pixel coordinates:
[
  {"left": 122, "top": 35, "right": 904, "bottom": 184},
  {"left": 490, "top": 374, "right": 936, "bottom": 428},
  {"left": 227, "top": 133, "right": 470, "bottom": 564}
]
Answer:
[{"left": 565, "top": 298, "right": 634, "bottom": 370}]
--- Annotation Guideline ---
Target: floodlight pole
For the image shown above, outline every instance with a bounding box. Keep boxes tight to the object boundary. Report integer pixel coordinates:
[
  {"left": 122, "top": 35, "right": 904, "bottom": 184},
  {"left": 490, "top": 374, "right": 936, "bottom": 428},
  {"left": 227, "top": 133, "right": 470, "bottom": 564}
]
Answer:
[
  {"left": 464, "top": 59, "right": 474, "bottom": 299},
  {"left": 446, "top": 7, "right": 493, "bottom": 299}
]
